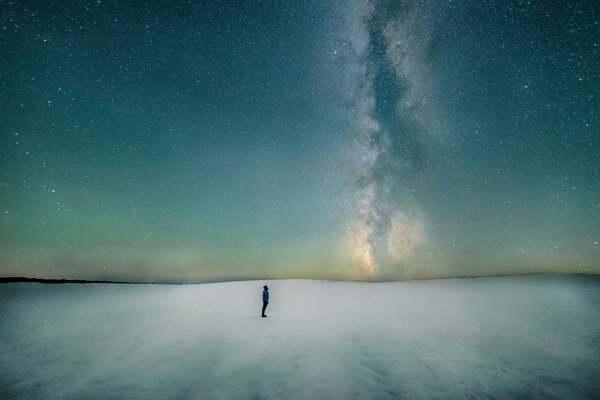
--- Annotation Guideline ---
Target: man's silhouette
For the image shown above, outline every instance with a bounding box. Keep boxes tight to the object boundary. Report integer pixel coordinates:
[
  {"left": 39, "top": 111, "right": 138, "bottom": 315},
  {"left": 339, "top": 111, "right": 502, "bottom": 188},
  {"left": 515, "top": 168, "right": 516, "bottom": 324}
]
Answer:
[{"left": 262, "top": 285, "right": 269, "bottom": 318}]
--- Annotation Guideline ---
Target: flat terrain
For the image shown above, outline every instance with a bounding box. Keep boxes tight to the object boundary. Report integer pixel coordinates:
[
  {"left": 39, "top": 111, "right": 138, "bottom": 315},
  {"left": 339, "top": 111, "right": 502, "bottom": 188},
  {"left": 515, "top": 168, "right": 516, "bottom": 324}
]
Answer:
[{"left": 1, "top": 276, "right": 599, "bottom": 399}]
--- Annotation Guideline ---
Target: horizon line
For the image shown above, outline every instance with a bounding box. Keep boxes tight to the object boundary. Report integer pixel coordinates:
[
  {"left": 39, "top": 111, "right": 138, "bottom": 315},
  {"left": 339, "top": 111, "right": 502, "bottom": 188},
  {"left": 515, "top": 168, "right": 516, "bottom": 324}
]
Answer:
[{"left": 1, "top": 272, "right": 599, "bottom": 285}]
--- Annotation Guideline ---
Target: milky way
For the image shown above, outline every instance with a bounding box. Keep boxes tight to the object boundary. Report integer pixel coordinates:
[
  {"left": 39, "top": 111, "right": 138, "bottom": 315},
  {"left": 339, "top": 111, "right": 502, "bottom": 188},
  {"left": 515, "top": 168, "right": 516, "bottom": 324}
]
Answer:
[
  {"left": 1, "top": 0, "right": 598, "bottom": 281},
  {"left": 344, "top": 0, "right": 433, "bottom": 277}
]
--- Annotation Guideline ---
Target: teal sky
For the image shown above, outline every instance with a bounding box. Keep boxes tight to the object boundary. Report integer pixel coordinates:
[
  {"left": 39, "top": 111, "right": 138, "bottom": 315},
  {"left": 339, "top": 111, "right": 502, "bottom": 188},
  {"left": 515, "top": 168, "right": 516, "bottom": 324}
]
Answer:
[{"left": 1, "top": 0, "right": 599, "bottom": 282}]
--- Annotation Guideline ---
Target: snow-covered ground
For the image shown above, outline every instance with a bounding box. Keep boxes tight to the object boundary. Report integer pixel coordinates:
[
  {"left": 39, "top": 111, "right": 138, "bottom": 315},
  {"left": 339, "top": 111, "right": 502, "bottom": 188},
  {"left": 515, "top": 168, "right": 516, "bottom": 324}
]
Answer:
[{"left": 0, "top": 276, "right": 599, "bottom": 399}]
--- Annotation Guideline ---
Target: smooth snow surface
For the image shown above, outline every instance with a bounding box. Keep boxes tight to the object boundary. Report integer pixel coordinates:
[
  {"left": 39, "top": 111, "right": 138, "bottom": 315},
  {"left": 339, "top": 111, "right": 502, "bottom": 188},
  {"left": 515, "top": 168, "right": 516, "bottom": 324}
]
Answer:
[{"left": 1, "top": 276, "right": 599, "bottom": 399}]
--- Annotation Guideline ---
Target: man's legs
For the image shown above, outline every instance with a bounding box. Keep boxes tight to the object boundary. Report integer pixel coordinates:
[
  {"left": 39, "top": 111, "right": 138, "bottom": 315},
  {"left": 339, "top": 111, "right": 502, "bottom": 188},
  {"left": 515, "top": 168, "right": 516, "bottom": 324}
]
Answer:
[{"left": 262, "top": 301, "right": 268, "bottom": 317}]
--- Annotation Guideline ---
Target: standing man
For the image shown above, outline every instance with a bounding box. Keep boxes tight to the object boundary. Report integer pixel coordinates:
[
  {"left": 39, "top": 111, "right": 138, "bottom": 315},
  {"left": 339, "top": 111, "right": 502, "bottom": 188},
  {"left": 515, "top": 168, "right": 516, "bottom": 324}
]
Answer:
[{"left": 262, "top": 285, "right": 269, "bottom": 318}]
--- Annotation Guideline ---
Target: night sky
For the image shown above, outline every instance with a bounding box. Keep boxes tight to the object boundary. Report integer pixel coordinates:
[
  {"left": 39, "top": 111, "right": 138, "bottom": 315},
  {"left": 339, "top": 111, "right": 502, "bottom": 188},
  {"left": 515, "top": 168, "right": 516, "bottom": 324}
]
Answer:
[{"left": 1, "top": 0, "right": 598, "bottom": 282}]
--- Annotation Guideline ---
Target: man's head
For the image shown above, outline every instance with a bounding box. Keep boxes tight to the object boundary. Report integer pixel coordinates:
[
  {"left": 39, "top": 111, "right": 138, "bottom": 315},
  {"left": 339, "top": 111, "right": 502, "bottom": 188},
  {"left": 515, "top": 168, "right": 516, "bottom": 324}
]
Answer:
[{"left": 263, "top": 285, "right": 268, "bottom": 290}]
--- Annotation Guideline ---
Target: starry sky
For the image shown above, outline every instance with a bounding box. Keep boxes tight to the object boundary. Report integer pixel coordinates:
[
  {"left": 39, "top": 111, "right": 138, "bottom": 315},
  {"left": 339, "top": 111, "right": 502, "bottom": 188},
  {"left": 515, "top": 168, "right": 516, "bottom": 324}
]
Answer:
[{"left": 1, "top": 0, "right": 598, "bottom": 282}]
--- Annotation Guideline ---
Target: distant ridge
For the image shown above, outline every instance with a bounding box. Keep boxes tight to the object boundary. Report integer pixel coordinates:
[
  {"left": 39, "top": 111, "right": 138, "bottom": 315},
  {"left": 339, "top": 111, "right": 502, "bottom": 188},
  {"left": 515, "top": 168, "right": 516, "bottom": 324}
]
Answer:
[
  {"left": 0, "top": 277, "right": 151, "bottom": 284},
  {"left": 0, "top": 273, "right": 598, "bottom": 285},
  {"left": 0, "top": 276, "right": 262, "bottom": 285}
]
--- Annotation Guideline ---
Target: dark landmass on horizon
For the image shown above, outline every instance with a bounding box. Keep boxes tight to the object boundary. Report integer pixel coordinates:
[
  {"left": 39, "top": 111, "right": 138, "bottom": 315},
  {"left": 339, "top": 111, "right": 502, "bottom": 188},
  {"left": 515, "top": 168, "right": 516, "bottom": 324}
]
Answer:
[
  {"left": 0, "top": 277, "right": 148, "bottom": 285},
  {"left": 1, "top": 273, "right": 598, "bottom": 285},
  {"left": 0, "top": 276, "right": 263, "bottom": 285}
]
